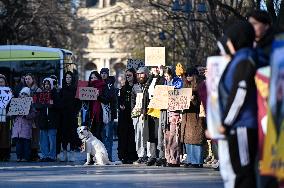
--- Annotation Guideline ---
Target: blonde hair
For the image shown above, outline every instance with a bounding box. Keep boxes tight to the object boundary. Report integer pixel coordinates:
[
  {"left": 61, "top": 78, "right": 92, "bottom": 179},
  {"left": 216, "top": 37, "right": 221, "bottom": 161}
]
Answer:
[{"left": 175, "top": 63, "right": 185, "bottom": 76}]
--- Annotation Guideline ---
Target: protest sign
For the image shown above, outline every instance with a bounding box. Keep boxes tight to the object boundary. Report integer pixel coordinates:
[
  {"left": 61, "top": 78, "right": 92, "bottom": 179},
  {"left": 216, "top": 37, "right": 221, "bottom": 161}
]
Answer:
[
  {"left": 76, "top": 80, "right": 89, "bottom": 99},
  {"left": 32, "top": 92, "right": 52, "bottom": 105},
  {"left": 127, "top": 59, "right": 145, "bottom": 70},
  {"left": 79, "top": 87, "right": 99, "bottom": 100},
  {"left": 145, "top": 47, "right": 165, "bottom": 66},
  {"left": 148, "top": 85, "right": 174, "bottom": 109},
  {"left": 168, "top": 88, "right": 192, "bottom": 111},
  {"left": 255, "top": 67, "right": 270, "bottom": 162},
  {"left": 7, "top": 97, "right": 33, "bottom": 116},
  {"left": 206, "top": 56, "right": 229, "bottom": 139},
  {"left": 0, "top": 87, "right": 12, "bottom": 108},
  {"left": 261, "top": 40, "right": 284, "bottom": 179}
]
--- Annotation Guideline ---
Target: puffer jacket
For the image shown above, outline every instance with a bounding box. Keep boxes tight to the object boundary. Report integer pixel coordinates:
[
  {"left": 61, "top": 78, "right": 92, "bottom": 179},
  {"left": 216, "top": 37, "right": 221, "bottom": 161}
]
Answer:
[{"left": 12, "top": 109, "right": 37, "bottom": 139}]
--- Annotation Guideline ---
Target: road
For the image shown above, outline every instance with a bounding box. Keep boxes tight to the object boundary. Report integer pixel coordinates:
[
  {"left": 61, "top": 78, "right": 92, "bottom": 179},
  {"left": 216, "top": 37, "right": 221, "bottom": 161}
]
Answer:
[{"left": 0, "top": 162, "right": 223, "bottom": 188}]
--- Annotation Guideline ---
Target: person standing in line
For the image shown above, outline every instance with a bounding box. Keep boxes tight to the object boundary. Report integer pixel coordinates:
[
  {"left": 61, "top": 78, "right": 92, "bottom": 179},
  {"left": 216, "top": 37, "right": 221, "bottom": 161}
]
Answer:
[
  {"left": 24, "top": 73, "right": 42, "bottom": 161},
  {"left": 38, "top": 78, "right": 58, "bottom": 162},
  {"left": 145, "top": 66, "right": 165, "bottom": 166},
  {"left": 117, "top": 68, "right": 138, "bottom": 164},
  {"left": 218, "top": 21, "right": 260, "bottom": 188},
  {"left": 163, "top": 67, "right": 183, "bottom": 167},
  {"left": 181, "top": 68, "right": 205, "bottom": 168},
  {"left": 12, "top": 87, "right": 36, "bottom": 162},
  {"left": 0, "top": 74, "right": 11, "bottom": 161},
  {"left": 60, "top": 71, "right": 81, "bottom": 162},
  {"left": 132, "top": 67, "right": 151, "bottom": 165},
  {"left": 99, "top": 68, "right": 117, "bottom": 162}
]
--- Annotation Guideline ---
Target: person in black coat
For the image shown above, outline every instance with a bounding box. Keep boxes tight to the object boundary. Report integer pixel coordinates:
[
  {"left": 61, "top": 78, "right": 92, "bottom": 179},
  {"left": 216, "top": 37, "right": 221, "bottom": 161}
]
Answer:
[
  {"left": 117, "top": 68, "right": 138, "bottom": 164},
  {"left": 59, "top": 71, "right": 81, "bottom": 162}
]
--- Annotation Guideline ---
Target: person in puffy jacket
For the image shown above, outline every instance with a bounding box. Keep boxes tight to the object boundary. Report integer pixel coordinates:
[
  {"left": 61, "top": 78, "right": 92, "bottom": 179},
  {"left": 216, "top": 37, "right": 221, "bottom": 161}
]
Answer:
[{"left": 12, "top": 87, "right": 36, "bottom": 162}]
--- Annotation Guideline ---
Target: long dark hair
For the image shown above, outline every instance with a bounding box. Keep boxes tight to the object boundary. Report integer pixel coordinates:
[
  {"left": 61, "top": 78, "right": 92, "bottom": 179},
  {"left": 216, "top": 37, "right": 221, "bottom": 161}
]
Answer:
[
  {"left": 62, "top": 71, "right": 75, "bottom": 87},
  {"left": 88, "top": 71, "right": 102, "bottom": 86},
  {"left": 125, "top": 68, "right": 137, "bottom": 85}
]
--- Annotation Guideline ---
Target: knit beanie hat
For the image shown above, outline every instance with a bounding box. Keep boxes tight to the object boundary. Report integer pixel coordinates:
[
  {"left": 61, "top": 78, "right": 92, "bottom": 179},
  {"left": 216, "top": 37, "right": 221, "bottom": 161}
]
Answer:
[
  {"left": 137, "top": 67, "right": 150, "bottom": 77},
  {"left": 175, "top": 63, "right": 185, "bottom": 76},
  {"left": 20, "top": 87, "right": 31, "bottom": 96},
  {"left": 225, "top": 20, "right": 255, "bottom": 51},
  {"left": 100, "top": 68, "right": 109, "bottom": 75},
  {"left": 43, "top": 78, "right": 54, "bottom": 90}
]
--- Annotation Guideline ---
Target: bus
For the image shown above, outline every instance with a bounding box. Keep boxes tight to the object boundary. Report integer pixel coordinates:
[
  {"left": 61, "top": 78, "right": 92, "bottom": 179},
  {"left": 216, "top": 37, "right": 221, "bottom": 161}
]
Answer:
[{"left": 0, "top": 45, "right": 77, "bottom": 88}]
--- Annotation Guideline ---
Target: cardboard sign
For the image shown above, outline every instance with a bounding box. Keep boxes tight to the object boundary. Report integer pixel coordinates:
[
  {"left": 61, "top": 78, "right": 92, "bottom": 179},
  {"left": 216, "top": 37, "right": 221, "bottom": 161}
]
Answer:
[
  {"left": 206, "top": 56, "right": 229, "bottom": 139},
  {"left": 0, "top": 87, "right": 13, "bottom": 108},
  {"left": 79, "top": 87, "right": 99, "bottom": 101},
  {"left": 127, "top": 59, "right": 145, "bottom": 70},
  {"left": 76, "top": 80, "right": 89, "bottom": 99},
  {"left": 7, "top": 97, "right": 33, "bottom": 116},
  {"left": 148, "top": 85, "right": 174, "bottom": 109},
  {"left": 145, "top": 47, "right": 166, "bottom": 66},
  {"left": 261, "top": 42, "right": 284, "bottom": 179},
  {"left": 32, "top": 92, "right": 52, "bottom": 105},
  {"left": 168, "top": 88, "right": 192, "bottom": 111}
]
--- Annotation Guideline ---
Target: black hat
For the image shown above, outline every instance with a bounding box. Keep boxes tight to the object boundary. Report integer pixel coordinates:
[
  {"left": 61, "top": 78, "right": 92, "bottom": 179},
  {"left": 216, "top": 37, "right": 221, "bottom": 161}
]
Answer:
[
  {"left": 100, "top": 68, "right": 109, "bottom": 75},
  {"left": 225, "top": 20, "right": 255, "bottom": 51},
  {"left": 186, "top": 68, "right": 199, "bottom": 77},
  {"left": 247, "top": 10, "right": 272, "bottom": 25}
]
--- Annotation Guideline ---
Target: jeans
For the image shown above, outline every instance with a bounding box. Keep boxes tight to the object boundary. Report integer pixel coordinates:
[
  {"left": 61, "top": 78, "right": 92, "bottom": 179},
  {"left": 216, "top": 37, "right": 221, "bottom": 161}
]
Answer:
[
  {"left": 40, "top": 129, "right": 57, "bottom": 160},
  {"left": 186, "top": 144, "right": 203, "bottom": 165},
  {"left": 15, "top": 138, "right": 31, "bottom": 160},
  {"left": 102, "top": 121, "right": 113, "bottom": 161}
]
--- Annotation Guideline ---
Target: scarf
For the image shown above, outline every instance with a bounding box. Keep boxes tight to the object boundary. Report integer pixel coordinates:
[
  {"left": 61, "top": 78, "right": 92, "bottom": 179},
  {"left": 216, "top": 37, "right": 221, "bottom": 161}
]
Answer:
[{"left": 89, "top": 80, "right": 105, "bottom": 122}]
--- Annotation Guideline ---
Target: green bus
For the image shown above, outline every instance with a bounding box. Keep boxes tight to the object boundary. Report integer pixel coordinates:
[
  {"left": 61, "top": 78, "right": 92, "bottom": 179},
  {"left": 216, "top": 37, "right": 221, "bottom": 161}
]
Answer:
[{"left": 0, "top": 45, "right": 76, "bottom": 87}]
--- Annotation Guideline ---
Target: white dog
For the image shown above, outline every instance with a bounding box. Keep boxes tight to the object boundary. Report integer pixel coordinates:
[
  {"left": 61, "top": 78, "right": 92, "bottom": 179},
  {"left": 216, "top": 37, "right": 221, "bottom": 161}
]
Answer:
[{"left": 77, "top": 126, "right": 121, "bottom": 165}]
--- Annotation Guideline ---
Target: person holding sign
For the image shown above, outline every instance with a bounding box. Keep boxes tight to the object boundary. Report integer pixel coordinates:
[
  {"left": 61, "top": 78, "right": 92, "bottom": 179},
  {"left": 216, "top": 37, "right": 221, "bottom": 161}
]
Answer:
[
  {"left": 163, "top": 67, "right": 183, "bottom": 167},
  {"left": 181, "top": 68, "right": 205, "bottom": 168},
  {"left": 0, "top": 74, "right": 12, "bottom": 161},
  {"left": 11, "top": 87, "right": 36, "bottom": 162},
  {"left": 132, "top": 67, "right": 151, "bottom": 165},
  {"left": 24, "top": 73, "right": 42, "bottom": 161},
  {"left": 38, "top": 78, "right": 59, "bottom": 162}
]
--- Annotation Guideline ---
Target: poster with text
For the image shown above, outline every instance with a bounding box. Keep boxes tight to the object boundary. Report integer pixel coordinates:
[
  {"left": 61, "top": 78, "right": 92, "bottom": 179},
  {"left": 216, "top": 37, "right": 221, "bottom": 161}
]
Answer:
[
  {"left": 0, "top": 87, "right": 13, "bottom": 108},
  {"left": 148, "top": 85, "right": 174, "bottom": 109},
  {"left": 145, "top": 47, "right": 165, "bottom": 66},
  {"left": 206, "top": 56, "right": 229, "bottom": 139},
  {"left": 168, "top": 88, "right": 192, "bottom": 111},
  {"left": 127, "top": 59, "right": 145, "bottom": 70},
  {"left": 261, "top": 43, "right": 284, "bottom": 180},
  {"left": 79, "top": 87, "right": 99, "bottom": 100},
  {"left": 76, "top": 80, "right": 89, "bottom": 99},
  {"left": 7, "top": 97, "right": 33, "bottom": 116}
]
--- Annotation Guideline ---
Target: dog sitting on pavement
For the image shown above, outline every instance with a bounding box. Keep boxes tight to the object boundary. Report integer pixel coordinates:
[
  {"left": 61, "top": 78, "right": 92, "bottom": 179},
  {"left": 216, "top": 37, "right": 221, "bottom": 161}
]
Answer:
[{"left": 77, "top": 126, "right": 121, "bottom": 165}]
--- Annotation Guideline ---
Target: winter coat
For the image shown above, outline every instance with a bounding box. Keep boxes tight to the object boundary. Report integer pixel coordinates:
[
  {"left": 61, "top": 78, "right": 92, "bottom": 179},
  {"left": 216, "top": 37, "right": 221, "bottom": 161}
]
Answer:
[
  {"left": 180, "top": 90, "right": 205, "bottom": 144},
  {"left": 12, "top": 108, "right": 37, "bottom": 139}
]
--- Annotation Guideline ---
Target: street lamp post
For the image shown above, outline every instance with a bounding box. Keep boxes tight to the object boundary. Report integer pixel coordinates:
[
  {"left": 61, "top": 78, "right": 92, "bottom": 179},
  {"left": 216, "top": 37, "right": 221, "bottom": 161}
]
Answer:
[{"left": 171, "top": 0, "right": 182, "bottom": 67}]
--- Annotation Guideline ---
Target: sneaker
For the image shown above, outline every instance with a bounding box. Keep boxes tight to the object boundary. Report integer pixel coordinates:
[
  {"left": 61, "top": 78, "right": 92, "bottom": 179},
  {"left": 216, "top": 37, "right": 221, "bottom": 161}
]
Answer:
[
  {"left": 16, "top": 159, "right": 21, "bottom": 162},
  {"left": 183, "top": 163, "right": 192, "bottom": 168},
  {"left": 146, "top": 158, "right": 156, "bottom": 166},
  {"left": 156, "top": 158, "right": 167, "bottom": 167},
  {"left": 166, "top": 163, "right": 180, "bottom": 167},
  {"left": 191, "top": 164, "right": 203, "bottom": 168},
  {"left": 133, "top": 157, "right": 147, "bottom": 165},
  {"left": 21, "top": 159, "right": 28, "bottom": 162}
]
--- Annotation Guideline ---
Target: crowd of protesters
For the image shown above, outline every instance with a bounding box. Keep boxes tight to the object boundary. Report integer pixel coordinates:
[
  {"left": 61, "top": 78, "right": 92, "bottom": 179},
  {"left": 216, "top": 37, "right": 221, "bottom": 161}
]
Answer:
[{"left": 0, "top": 9, "right": 282, "bottom": 188}]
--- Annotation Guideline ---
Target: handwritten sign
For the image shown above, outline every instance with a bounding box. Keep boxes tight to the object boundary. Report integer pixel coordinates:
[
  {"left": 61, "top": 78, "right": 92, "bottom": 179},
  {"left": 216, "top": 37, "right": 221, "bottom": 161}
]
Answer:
[
  {"left": 148, "top": 85, "right": 174, "bottom": 109},
  {"left": 127, "top": 59, "right": 145, "bottom": 70},
  {"left": 7, "top": 97, "right": 33, "bottom": 116},
  {"left": 168, "top": 88, "right": 192, "bottom": 111},
  {"left": 76, "top": 80, "right": 89, "bottom": 99},
  {"left": 79, "top": 87, "right": 99, "bottom": 101},
  {"left": 32, "top": 92, "right": 52, "bottom": 105},
  {"left": 0, "top": 87, "right": 12, "bottom": 108},
  {"left": 145, "top": 47, "right": 165, "bottom": 66}
]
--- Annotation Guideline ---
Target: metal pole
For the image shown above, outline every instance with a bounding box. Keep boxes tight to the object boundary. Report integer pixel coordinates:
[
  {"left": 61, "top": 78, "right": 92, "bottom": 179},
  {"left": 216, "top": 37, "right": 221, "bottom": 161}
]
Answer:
[
  {"left": 173, "top": 18, "right": 176, "bottom": 67},
  {"left": 187, "top": 13, "right": 190, "bottom": 67}
]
